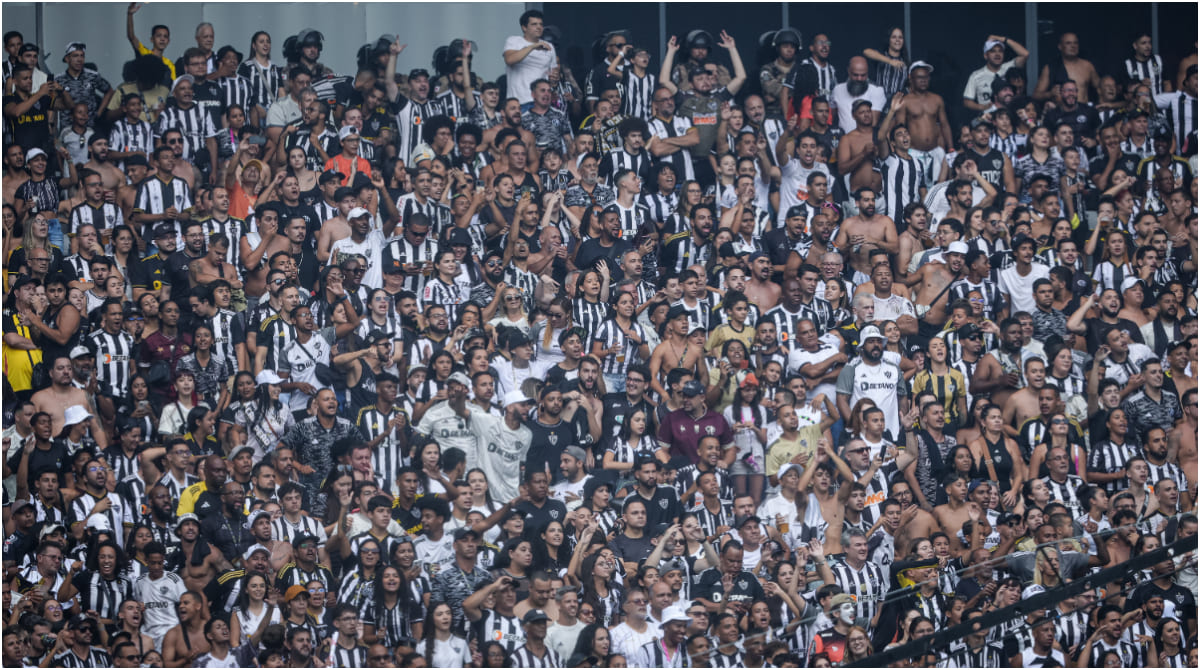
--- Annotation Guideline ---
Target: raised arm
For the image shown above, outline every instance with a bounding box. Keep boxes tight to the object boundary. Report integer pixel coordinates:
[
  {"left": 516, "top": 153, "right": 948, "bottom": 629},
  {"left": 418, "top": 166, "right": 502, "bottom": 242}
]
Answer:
[
  {"left": 658, "top": 36, "right": 680, "bottom": 95},
  {"left": 125, "top": 3, "right": 142, "bottom": 54},
  {"left": 718, "top": 31, "right": 747, "bottom": 95}
]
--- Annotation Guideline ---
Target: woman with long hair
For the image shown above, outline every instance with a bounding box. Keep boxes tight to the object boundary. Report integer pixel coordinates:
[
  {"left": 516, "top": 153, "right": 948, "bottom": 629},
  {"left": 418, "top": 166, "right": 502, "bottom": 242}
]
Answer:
[
  {"left": 934, "top": 446, "right": 977, "bottom": 505},
  {"left": 244, "top": 31, "right": 284, "bottom": 119},
  {"left": 54, "top": 406, "right": 99, "bottom": 457},
  {"left": 990, "top": 108, "right": 1026, "bottom": 160},
  {"left": 56, "top": 540, "right": 132, "bottom": 628},
  {"left": 763, "top": 560, "right": 804, "bottom": 632},
  {"left": 724, "top": 366, "right": 768, "bottom": 505},
  {"left": 602, "top": 408, "right": 656, "bottom": 482},
  {"left": 479, "top": 640, "right": 513, "bottom": 668},
  {"left": 840, "top": 397, "right": 878, "bottom": 445},
  {"left": 863, "top": 27, "right": 910, "bottom": 97},
  {"left": 157, "top": 370, "right": 199, "bottom": 437},
  {"left": 844, "top": 625, "right": 874, "bottom": 663},
  {"left": 337, "top": 535, "right": 382, "bottom": 612},
  {"left": 283, "top": 145, "right": 319, "bottom": 194},
  {"left": 571, "top": 623, "right": 612, "bottom": 663},
  {"left": 661, "top": 180, "right": 705, "bottom": 236},
  {"left": 357, "top": 287, "right": 404, "bottom": 342},
  {"left": 580, "top": 479, "right": 620, "bottom": 537},
  {"left": 416, "top": 601, "right": 470, "bottom": 666},
  {"left": 1153, "top": 617, "right": 1188, "bottom": 667},
  {"left": 573, "top": 268, "right": 611, "bottom": 346},
  {"left": 492, "top": 539, "right": 535, "bottom": 598},
  {"left": 175, "top": 324, "right": 232, "bottom": 412},
  {"left": 911, "top": 336, "right": 967, "bottom": 431},
  {"left": 1020, "top": 477, "right": 1052, "bottom": 512},
  {"left": 1014, "top": 126, "right": 1064, "bottom": 200},
  {"left": 7, "top": 210, "right": 64, "bottom": 277},
  {"left": 1091, "top": 230, "right": 1134, "bottom": 294},
  {"left": 489, "top": 285, "right": 531, "bottom": 337},
  {"left": 530, "top": 519, "right": 572, "bottom": 577},
  {"left": 591, "top": 291, "right": 650, "bottom": 393},
  {"left": 823, "top": 278, "right": 852, "bottom": 328},
  {"left": 578, "top": 551, "right": 623, "bottom": 628},
  {"left": 967, "top": 403, "right": 1025, "bottom": 508},
  {"left": 954, "top": 396, "right": 990, "bottom": 447},
  {"left": 108, "top": 225, "right": 140, "bottom": 293},
  {"left": 319, "top": 467, "right": 355, "bottom": 536},
  {"left": 137, "top": 292, "right": 160, "bottom": 338},
  {"left": 232, "top": 570, "right": 281, "bottom": 648},
  {"left": 309, "top": 265, "right": 352, "bottom": 330},
  {"left": 533, "top": 296, "right": 574, "bottom": 367},
  {"left": 363, "top": 564, "right": 424, "bottom": 645},
  {"left": 1027, "top": 412, "right": 1088, "bottom": 481}
]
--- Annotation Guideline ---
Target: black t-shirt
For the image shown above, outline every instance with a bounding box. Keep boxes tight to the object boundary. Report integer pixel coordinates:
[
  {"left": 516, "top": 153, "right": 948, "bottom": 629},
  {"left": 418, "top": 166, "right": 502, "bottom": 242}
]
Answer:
[
  {"left": 132, "top": 253, "right": 167, "bottom": 291},
  {"left": 163, "top": 250, "right": 203, "bottom": 311},
  {"left": 1089, "top": 152, "right": 1141, "bottom": 183},
  {"left": 626, "top": 485, "right": 682, "bottom": 529},
  {"left": 10, "top": 442, "right": 70, "bottom": 490},
  {"left": 574, "top": 238, "right": 632, "bottom": 281},
  {"left": 1043, "top": 104, "right": 1101, "bottom": 140},
  {"left": 4, "top": 92, "right": 53, "bottom": 152},
  {"left": 1124, "top": 581, "right": 1197, "bottom": 628},
  {"left": 600, "top": 392, "right": 656, "bottom": 441},
  {"left": 514, "top": 497, "right": 568, "bottom": 532},
  {"left": 525, "top": 418, "right": 580, "bottom": 481},
  {"left": 694, "top": 567, "right": 765, "bottom": 607},
  {"left": 1082, "top": 317, "right": 1144, "bottom": 354}
]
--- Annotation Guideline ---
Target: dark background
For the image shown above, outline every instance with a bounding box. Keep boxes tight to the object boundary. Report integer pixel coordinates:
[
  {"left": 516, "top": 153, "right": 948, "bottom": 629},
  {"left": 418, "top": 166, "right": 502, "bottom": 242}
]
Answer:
[{"left": 542, "top": 2, "right": 1197, "bottom": 128}]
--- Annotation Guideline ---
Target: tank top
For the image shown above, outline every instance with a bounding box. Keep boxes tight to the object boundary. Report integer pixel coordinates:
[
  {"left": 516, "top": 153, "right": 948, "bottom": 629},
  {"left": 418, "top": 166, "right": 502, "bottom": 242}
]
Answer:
[
  {"left": 348, "top": 363, "right": 378, "bottom": 417},
  {"left": 979, "top": 435, "right": 1014, "bottom": 492}
]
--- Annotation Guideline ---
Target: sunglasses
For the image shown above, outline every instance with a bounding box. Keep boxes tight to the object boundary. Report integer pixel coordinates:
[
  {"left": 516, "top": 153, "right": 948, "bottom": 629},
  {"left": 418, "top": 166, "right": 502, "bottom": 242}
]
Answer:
[
  {"left": 1050, "top": 418, "right": 1068, "bottom": 425},
  {"left": 347, "top": 268, "right": 365, "bottom": 274}
]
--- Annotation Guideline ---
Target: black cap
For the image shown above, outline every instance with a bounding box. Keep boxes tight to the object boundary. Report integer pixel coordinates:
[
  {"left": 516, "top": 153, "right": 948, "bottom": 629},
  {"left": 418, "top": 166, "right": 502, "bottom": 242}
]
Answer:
[
  {"left": 735, "top": 514, "right": 762, "bottom": 528},
  {"left": 408, "top": 68, "right": 431, "bottom": 80},
  {"left": 447, "top": 227, "right": 472, "bottom": 247},
  {"left": 291, "top": 533, "right": 319, "bottom": 549},
  {"left": 363, "top": 329, "right": 389, "bottom": 346},
  {"left": 9, "top": 274, "right": 37, "bottom": 292},
  {"left": 666, "top": 304, "right": 689, "bottom": 321},
  {"left": 785, "top": 205, "right": 808, "bottom": 220},
  {"left": 152, "top": 223, "right": 176, "bottom": 239},
  {"left": 453, "top": 527, "right": 480, "bottom": 542},
  {"left": 681, "top": 380, "right": 706, "bottom": 397},
  {"left": 319, "top": 170, "right": 344, "bottom": 185},
  {"left": 522, "top": 609, "right": 551, "bottom": 624},
  {"left": 957, "top": 323, "right": 982, "bottom": 340},
  {"left": 969, "top": 116, "right": 994, "bottom": 130}
]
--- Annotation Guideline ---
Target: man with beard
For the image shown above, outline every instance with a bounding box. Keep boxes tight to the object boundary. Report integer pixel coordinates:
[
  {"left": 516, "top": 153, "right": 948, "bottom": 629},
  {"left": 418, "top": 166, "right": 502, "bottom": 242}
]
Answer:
[
  {"left": 1034, "top": 33, "right": 1101, "bottom": 104},
  {"left": 563, "top": 151, "right": 616, "bottom": 219},
  {"left": 759, "top": 30, "right": 800, "bottom": 118},
  {"left": 776, "top": 129, "right": 832, "bottom": 227},
  {"left": 830, "top": 56, "right": 885, "bottom": 133},
  {"left": 836, "top": 326, "right": 909, "bottom": 438},
  {"left": 199, "top": 479, "right": 251, "bottom": 562},
  {"left": 905, "top": 240, "right": 967, "bottom": 329},
  {"left": 740, "top": 249, "right": 781, "bottom": 311},
  {"left": 781, "top": 32, "right": 838, "bottom": 124},
  {"left": 836, "top": 188, "right": 898, "bottom": 283},
  {"left": 659, "top": 32, "right": 746, "bottom": 187},
  {"left": 81, "top": 136, "right": 126, "bottom": 192},
  {"left": 575, "top": 205, "right": 633, "bottom": 280},
  {"left": 1066, "top": 289, "right": 1145, "bottom": 354},
  {"left": 482, "top": 98, "right": 540, "bottom": 162},
  {"left": 632, "top": 607, "right": 691, "bottom": 667},
  {"left": 1121, "top": 359, "right": 1182, "bottom": 443},
  {"left": 1141, "top": 287, "right": 1183, "bottom": 358},
  {"left": 523, "top": 383, "right": 584, "bottom": 483},
  {"left": 974, "top": 318, "right": 1028, "bottom": 409},
  {"left": 762, "top": 206, "right": 807, "bottom": 285},
  {"left": 964, "top": 36, "right": 1029, "bottom": 112}
]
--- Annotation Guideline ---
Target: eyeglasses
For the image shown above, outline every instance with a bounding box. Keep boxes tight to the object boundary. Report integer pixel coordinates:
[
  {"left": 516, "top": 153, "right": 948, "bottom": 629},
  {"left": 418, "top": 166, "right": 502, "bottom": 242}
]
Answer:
[
  {"left": 45, "top": 605, "right": 62, "bottom": 612},
  {"left": 308, "top": 588, "right": 326, "bottom": 594},
  {"left": 88, "top": 466, "right": 107, "bottom": 473},
  {"left": 486, "top": 260, "right": 502, "bottom": 267},
  {"left": 370, "top": 655, "right": 392, "bottom": 662},
  {"left": 270, "top": 279, "right": 287, "bottom": 286},
  {"left": 122, "top": 654, "right": 140, "bottom": 661}
]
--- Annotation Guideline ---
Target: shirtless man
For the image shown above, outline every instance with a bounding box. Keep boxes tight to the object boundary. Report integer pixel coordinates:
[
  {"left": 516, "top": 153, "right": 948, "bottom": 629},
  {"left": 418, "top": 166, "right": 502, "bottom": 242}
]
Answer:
[
  {"left": 835, "top": 188, "right": 898, "bottom": 281},
  {"left": 744, "top": 251, "right": 781, "bottom": 311},
  {"left": 973, "top": 318, "right": 1025, "bottom": 409},
  {"left": 158, "top": 128, "right": 201, "bottom": 190},
  {"left": 837, "top": 100, "right": 881, "bottom": 193},
  {"left": 31, "top": 357, "right": 105, "bottom": 438},
  {"left": 649, "top": 305, "right": 709, "bottom": 400},
  {"left": 896, "top": 204, "right": 933, "bottom": 281},
  {"left": 116, "top": 157, "right": 149, "bottom": 219},
  {"left": 162, "top": 591, "right": 210, "bottom": 668},
  {"left": 1170, "top": 388, "right": 1197, "bottom": 486},
  {"left": 189, "top": 234, "right": 243, "bottom": 290},
  {"left": 2, "top": 144, "right": 28, "bottom": 205},
  {"left": 1001, "top": 358, "right": 1047, "bottom": 439},
  {"left": 175, "top": 512, "right": 227, "bottom": 592},
  {"left": 1034, "top": 33, "right": 1101, "bottom": 103},
  {"left": 82, "top": 136, "right": 126, "bottom": 192},
  {"left": 932, "top": 475, "right": 977, "bottom": 554},
  {"left": 482, "top": 98, "right": 540, "bottom": 162},
  {"left": 315, "top": 187, "right": 356, "bottom": 264},
  {"left": 240, "top": 204, "right": 288, "bottom": 300},
  {"left": 905, "top": 240, "right": 966, "bottom": 326},
  {"left": 891, "top": 62, "right": 952, "bottom": 186},
  {"left": 799, "top": 211, "right": 837, "bottom": 270}
]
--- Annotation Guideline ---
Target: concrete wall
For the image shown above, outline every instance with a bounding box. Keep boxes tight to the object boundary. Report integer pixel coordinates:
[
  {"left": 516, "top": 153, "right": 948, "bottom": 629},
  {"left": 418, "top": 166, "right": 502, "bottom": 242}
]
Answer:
[{"left": 2, "top": 2, "right": 526, "bottom": 83}]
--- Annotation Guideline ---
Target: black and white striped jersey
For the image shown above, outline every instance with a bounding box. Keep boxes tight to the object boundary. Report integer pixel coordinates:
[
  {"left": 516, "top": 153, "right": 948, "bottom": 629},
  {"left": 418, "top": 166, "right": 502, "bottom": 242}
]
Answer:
[
  {"left": 435, "top": 89, "right": 482, "bottom": 125},
  {"left": 572, "top": 298, "right": 611, "bottom": 346},
  {"left": 313, "top": 199, "right": 339, "bottom": 224},
  {"left": 784, "top": 58, "right": 838, "bottom": 99},
  {"left": 1146, "top": 459, "right": 1186, "bottom": 492},
  {"left": 632, "top": 640, "right": 690, "bottom": 668},
  {"left": 710, "top": 649, "right": 744, "bottom": 668},
  {"left": 271, "top": 514, "right": 324, "bottom": 544},
  {"left": 1155, "top": 90, "right": 1198, "bottom": 150},
  {"left": 1053, "top": 609, "right": 1088, "bottom": 656},
  {"left": 215, "top": 75, "right": 253, "bottom": 114},
  {"left": 395, "top": 192, "right": 439, "bottom": 229},
  {"left": 203, "top": 308, "right": 244, "bottom": 374},
  {"left": 393, "top": 95, "right": 444, "bottom": 164},
  {"left": 686, "top": 499, "right": 733, "bottom": 539},
  {"left": 109, "top": 117, "right": 155, "bottom": 161},
  {"left": 600, "top": 148, "right": 654, "bottom": 187},
  {"left": 881, "top": 152, "right": 923, "bottom": 224},
  {"left": 286, "top": 124, "right": 336, "bottom": 172},
  {"left": 592, "top": 318, "right": 648, "bottom": 376},
  {"left": 640, "top": 191, "right": 679, "bottom": 226},
  {"left": 829, "top": 558, "right": 886, "bottom": 624},
  {"left": 258, "top": 314, "right": 297, "bottom": 373},
  {"left": 990, "top": 132, "right": 1026, "bottom": 160},
  {"left": 647, "top": 115, "right": 696, "bottom": 181},
  {"left": 133, "top": 175, "right": 193, "bottom": 236},
  {"left": 671, "top": 298, "right": 713, "bottom": 333},
  {"left": 68, "top": 202, "right": 123, "bottom": 236},
  {"left": 937, "top": 642, "right": 1004, "bottom": 669},
  {"left": 1088, "top": 440, "right": 1141, "bottom": 494},
  {"left": 796, "top": 297, "right": 835, "bottom": 335},
  {"left": 608, "top": 199, "right": 652, "bottom": 240},
  {"left": 660, "top": 233, "right": 710, "bottom": 276},
  {"left": 154, "top": 103, "right": 218, "bottom": 162},
  {"left": 1042, "top": 474, "right": 1085, "bottom": 516},
  {"left": 329, "top": 643, "right": 368, "bottom": 669},
  {"left": 1126, "top": 55, "right": 1167, "bottom": 96},
  {"left": 382, "top": 234, "right": 439, "bottom": 295},
  {"left": 947, "top": 277, "right": 1005, "bottom": 322},
  {"left": 156, "top": 471, "right": 199, "bottom": 503},
  {"left": 1045, "top": 372, "right": 1086, "bottom": 400},
  {"left": 87, "top": 328, "right": 135, "bottom": 397},
  {"left": 421, "top": 276, "right": 465, "bottom": 326},
  {"left": 357, "top": 404, "right": 408, "bottom": 487},
  {"left": 52, "top": 647, "right": 112, "bottom": 669},
  {"left": 765, "top": 304, "right": 804, "bottom": 351},
  {"left": 474, "top": 609, "right": 525, "bottom": 652},
  {"left": 1120, "top": 135, "right": 1154, "bottom": 160},
  {"left": 237, "top": 59, "right": 285, "bottom": 110},
  {"left": 509, "top": 644, "right": 563, "bottom": 668},
  {"left": 69, "top": 491, "right": 126, "bottom": 549},
  {"left": 619, "top": 70, "right": 656, "bottom": 121}
]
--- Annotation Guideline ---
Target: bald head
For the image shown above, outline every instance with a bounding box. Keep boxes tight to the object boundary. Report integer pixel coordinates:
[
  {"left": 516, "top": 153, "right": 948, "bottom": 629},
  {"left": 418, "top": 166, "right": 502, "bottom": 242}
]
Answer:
[{"left": 848, "top": 56, "right": 869, "bottom": 77}]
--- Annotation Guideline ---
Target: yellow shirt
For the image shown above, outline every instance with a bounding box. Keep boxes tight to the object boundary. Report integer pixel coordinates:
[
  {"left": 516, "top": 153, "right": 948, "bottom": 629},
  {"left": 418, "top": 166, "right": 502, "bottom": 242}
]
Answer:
[
  {"left": 176, "top": 480, "right": 208, "bottom": 516},
  {"left": 764, "top": 424, "right": 823, "bottom": 477},
  {"left": 705, "top": 322, "right": 756, "bottom": 357},
  {"left": 136, "top": 42, "right": 177, "bottom": 81},
  {"left": 2, "top": 310, "right": 41, "bottom": 392}
]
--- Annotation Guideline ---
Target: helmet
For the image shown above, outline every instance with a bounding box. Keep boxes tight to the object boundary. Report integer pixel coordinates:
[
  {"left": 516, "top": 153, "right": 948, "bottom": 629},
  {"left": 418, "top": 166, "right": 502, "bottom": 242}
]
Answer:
[
  {"left": 297, "top": 29, "right": 324, "bottom": 50},
  {"left": 774, "top": 28, "right": 802, "bottom": 49},
  {"left": 686, "top": 30, "right": 714, "bottom": 51}
]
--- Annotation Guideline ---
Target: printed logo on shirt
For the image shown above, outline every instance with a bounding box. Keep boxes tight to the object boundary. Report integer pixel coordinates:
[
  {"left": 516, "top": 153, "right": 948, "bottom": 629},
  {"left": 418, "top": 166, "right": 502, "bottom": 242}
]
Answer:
[{"left": 693, "top": 113, "right": 717, "bottom": 126}]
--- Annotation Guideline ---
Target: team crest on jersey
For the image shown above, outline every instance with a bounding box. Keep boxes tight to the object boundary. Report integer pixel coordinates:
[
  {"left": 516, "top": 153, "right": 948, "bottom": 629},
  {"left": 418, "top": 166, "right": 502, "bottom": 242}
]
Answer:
[
  {"left": 548, "top": 434, "right": 558, "bottom": 445},
  {"left": 705, "top": 426, "right": 715, "bottom": 435},
  {"left": 659, "top": 498, "right": 669, "bottom": 509},
  {"left": 737, "top": 579, "right": 748, "bottom": 590},
  {"left": 550, "top": 509, "right": 560, "bottom": 519}
]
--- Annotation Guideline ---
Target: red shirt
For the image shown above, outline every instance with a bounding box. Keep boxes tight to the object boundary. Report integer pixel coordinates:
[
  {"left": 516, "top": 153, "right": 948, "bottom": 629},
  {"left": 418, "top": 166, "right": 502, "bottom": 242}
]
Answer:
[
  {"left": 811, "top": 629, "right": 847, "bottom": 664},
  {"left": 656, "top": 407, "right": 734, "bottom": 465}
]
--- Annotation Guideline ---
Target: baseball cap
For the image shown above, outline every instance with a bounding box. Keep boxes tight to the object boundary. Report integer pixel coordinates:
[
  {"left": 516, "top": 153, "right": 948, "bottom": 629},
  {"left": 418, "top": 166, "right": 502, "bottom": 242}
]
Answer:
[
  {"left": 452, "top": 526, "right": 480, "bottom": 542},
  {"left": 284, "top": 585, "right": 310, "bottom": 602},
  {"left": 319, "top": 170, "right": 344, "bottom": 185},
  {"left": 69, "top": 345, "right": 92, "bottom": 359},
  {"left": 908, "top": 60, "right": 934, "bottom": 74},
  {"left": 229, "top": 445, "right": 256, "bottom": 460},
  {"left": 363, "top": 329, "right": 389, "bottom": 346},
  {"left": 62, "top": 42, "right": 85, "bottom": 60},
  {"left": 338, "top": 125, "right": 360, "bottom": 142},
  {"left": 1120, "top": 276, "right": 1145, "bottom": 293},
  {"left": 785, "top": 205, "right": 809, "bottom": 220},
  {"left": 18, "top": 44, "right": 39, "bottom": 55},
  {"left": 25, "top": 147, "right": 47, "bottom": 163},
  {"left": 983, "top": 39, "right": 1004, "bottom": 53},
  {"left": 243, "top": 510, "right": 270, "bottom": 531},
  {"left": 969, "top": 116, "right": 994, "bottom": 130},
  {"left": 447, "top": 371, "right": 472, "bottom": 388},
  {"left": 957, "top": 323, "right": 982, "bottom": 340},
  {"left": 859, "top": 325, "right": 884, "bottom": 342},
  {"left": 242, "top": 542, "right": 271, "bottom": 560},
  {"left": 735, "top": 514, "right": 761, "bottom": 529},
  {"left": 171, "top": 74, "right": 195, "bottom": 93},
  {"left": 564, "top": 445, "right": 588, "bottom": 462},
  {"left": 852, "top": 99, "right": 873, "bottom": 111},
  {"left": 447, "top": 227, "right": 472, "bottom": 247},
  {"left": 777, "top": 463, "right": 803, "bottom": 481},
  {"left": 666, "top": 304, "right": 690, "bottom": 321},
  {"left": 256, "top": 370, "right": 283, "bottom": 386},
  {"left": 9, "top": 274, "right": 37, "bottom": 293},
  {"left": 153, "top": 222, "right": 176, "bottom": 239},
  {"left": 830, "top": 593, "right": 856, "bottom": 609},
  {"left": 38, "top": 523, "right": 66, "bottom": 540},
  {"left": 508, "top": 331, "right": 533, "bottom": 349},
  {"left": 346, "top": 207, "right": 370, "bottom": 219},
  {"left": 11, "top": 499, "right": 35, "bottom": 514},
  {"left": 410, "top": 144, "right": 436, "bottom": 165},
  {"left": 946, "top": 241, "right": 969, "bottom": 255},
  {"left": 522, "top": 609, "right": 551, "bottom": 624},
  {"left": 748, "top": 250, "right": 771, "bottom": 264},
  {"left": 681, "top": 380, "right": 706, "bottom": 397},
  {"left": 176, "top": 513, "right": 201, "bottom": 530},
  {"left": 291, "top": 533, "right": 319, "bottom": 549},
  {"left": 661, "top": 606, "right": 692, "bottom": 624}
]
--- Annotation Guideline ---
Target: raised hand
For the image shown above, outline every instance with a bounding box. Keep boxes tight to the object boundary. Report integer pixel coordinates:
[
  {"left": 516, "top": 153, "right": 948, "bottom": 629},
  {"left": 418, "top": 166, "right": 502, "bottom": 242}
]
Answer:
[{"left": 717, "top": 30, "right": 736, "bottom": 50}]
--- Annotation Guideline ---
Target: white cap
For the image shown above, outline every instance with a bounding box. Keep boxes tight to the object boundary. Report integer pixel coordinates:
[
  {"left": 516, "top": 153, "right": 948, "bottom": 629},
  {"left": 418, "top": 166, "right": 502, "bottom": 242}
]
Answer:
[
  {"left": 347, "top": 207, "right": 370, "bottom": 220},
  {"left": 242, "top": 542, "right": 271, "bottom": 560},
  {"left": 1120, "top": 276, "right": 1145, "bottom": 293},
  {"left": 337, "top": 125, "right": 360, "bottom": 141},
  {"left": 908, "top": 60, "right": 934, "bottom": 74},
  {"left": 256, "top": 370, "right": 283, "bottom": 386},
  {"left": 860, "top": 325, "right": 884, "bottom": 341},
  {"left": 410, "top": 143, "right": 435, "bottom": 165},
  {"left": 63, "top": 405, "right": 92, "bottom": 427},
  {"left": 502, "top": 390, "right": 534, "bottom": 408},
  {"left": 171, "top": 74, "right": 195, "bottom": 93},
  {"left": 70, "top": 345, "right": 92, "bottom": 359},
  {"left": 85, "top": 515, "right": 112, "bottom": 533},
  {"left": 1022, "top": 584, "right": 1046, "bottom": 600},
  {"left": 661, "top": 605, "right": 692, "bottom": 624},
  {"left": 25, "top": 147, "right": 47, "bottom": 163},
  {"left": 777, "top": 463, "right": 803, "bottom": 481},
  {"left": 244, "top": 511, "right": 270, "bottom": 531},
  {"left": 946, "top": 241, "right": 969, "bottom": 255},
  {"left": 447, "top": 371, "right": 472, "bottom": 388},
  {"left": 983, "top": 39, "right": 1004, "bottom": 53}
]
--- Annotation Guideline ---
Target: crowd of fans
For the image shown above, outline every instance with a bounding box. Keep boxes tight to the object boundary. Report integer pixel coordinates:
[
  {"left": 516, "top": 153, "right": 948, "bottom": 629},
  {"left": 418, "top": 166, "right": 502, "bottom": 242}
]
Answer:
[{"left": 1, "top": 5, "right": 1198, "bottom": 668}]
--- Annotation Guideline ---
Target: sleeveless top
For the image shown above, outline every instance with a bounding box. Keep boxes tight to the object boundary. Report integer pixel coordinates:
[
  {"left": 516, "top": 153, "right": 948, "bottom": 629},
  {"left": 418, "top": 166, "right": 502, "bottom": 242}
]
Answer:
[{"left": 974, "top": 435, "right": 1015, "bottom": 492}]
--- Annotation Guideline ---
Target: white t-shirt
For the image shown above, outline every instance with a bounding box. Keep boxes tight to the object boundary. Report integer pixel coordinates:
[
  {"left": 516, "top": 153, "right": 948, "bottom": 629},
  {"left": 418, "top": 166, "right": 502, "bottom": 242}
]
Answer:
[
  {"left": 134, "top": 572, "right": 185, "bottom": 642},
  {"left": 837, "top": 358, "right": 907, "bottom": 438},
  {"left": 504, "top": 36, "right": 556, "bottom": 105},
  {"left": 415, "top": 636, "right": 471, "bottom": 667},
  {"left": 778, "top": 159, "right": 832, "bottom": 225},
  {"left": 328, "top": 230, "right": 386, "bottom": 290},
  {"left": 997, "top": 263, "right": 1050, "bottom": 315},
  {"left": 962, "top": 60, "right": 1018, "bottom": 106},
  {"left": 466, "top": 409, "right": 533, "bottom": 503},
  {"left": 831, "top": 82, "right": 886, "bottom": 133}
]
